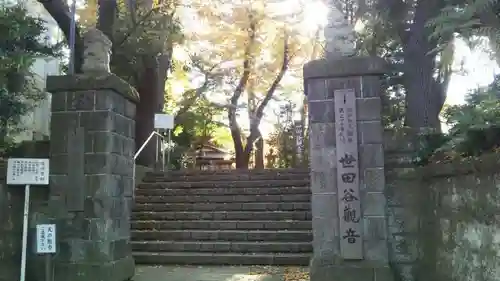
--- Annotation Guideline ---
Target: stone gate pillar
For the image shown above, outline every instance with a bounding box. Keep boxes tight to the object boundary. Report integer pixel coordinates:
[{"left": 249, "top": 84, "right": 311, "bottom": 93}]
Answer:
[
  {"left": 46, "top": 73, "right": 139, "bottom": 281},
  {"left": 304, "top": 57, "right": 392, "bottom": 281}
]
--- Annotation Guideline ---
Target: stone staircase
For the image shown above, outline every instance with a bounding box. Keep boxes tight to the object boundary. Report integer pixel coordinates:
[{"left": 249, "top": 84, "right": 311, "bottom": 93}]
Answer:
[{"left": 131, "top": 169, "right": 312, "bottom": 265}]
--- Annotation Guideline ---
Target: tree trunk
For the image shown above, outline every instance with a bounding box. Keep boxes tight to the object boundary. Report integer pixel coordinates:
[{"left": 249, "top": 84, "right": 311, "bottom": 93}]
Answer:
[
  {"left": 97, "top": 0, "right": 116, "bottom": 40},
  {"left": 157, "top": 53, "right": 171, "bottom": 112},
  {"left": 38, "top": 0, "right": 174, "bottom": 169},
  {"left": 234, "top": 148, "right": 249, "bottom": 169},
  {"left": 232, "top": 126, "right": 263, "bottom": 170},
  {"left": 229, "top": 109, "right": 248, "bottom": 169},
  {"left": 403, "top": 0, "right": 443, "bottom": 130},
  {"left": 254, "top": 133, "right": 264, "bottom": 169},
  {"left": 135, "top": 55, "right": 161, "bottom": 166}
]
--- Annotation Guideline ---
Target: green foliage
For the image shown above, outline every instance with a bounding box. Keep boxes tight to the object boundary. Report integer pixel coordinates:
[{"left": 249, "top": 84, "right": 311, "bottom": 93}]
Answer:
[
  {"left": 112, "top": 1, "right": 183, "bottom": 86},
  {"left": 413, "top": 132, "right": 452, "bottom": 166},
  {"left": 0, "top": 6, "right": 61, "bottom": 67},
  {"left": 168, "top": 96, "right": 232, "bottom": 169},
  {"left": 0, "top": 5, "right": 61, "bottom": 151},
  {"left": 78, "top": 0, "right": 184, "bottom": 86},
  {"left": 356, "top": 13, "right": 407, "bottom": 128},
  {"left": 427, "top": 0, "right": 500, "bottom": 54},
  {"left": 265, "top": 101, "right": 307, "bottom": 168},
  {"left": 266, "top": 126, "right": 295, "bottom": 168},
  {"left": 428, "top": 0, "right": 497, "bottom": 37},
  {"left": 415, "top": 75, "right": 500, "bottom": 164}
]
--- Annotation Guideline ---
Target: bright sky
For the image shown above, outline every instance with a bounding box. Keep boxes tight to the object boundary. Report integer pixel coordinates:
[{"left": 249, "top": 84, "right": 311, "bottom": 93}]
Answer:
[
  {"left": 446, "top": 39, "right": 499, "bottom": 105},
  {"left": 175, "top": 0, "right": 499, "bottom": 138}
]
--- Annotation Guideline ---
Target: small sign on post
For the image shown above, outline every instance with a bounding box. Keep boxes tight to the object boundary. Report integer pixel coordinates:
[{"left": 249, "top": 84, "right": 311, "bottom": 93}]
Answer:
[
  {"left": 6, "top": 158, "right": 50, "bottom": 281},
  {"left": 36, "top": 224, "right": 56, "bottom": 281},
  {"left": 36, "top": 224, "right": 57, "bottom": 254},
  {"left": 154, "top": 113, "right": 174, "bottom": 129},
  {"left": 334, "top": 89, "right": 364, "bottom": 260},
  {"left": 153, "top": 113, "right": 174, "bottom": 171}
]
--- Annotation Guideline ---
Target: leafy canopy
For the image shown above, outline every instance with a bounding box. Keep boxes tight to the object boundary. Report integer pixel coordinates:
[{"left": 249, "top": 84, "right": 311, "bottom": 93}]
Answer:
[{"left": 0, "top": 5, "right": 61, "bottom": 150}]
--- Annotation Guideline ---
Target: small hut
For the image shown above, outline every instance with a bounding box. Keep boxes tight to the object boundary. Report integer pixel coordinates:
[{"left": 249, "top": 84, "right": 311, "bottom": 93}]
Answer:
[{"left": 190, "top": 143, "right": 234, "bottom": 170}]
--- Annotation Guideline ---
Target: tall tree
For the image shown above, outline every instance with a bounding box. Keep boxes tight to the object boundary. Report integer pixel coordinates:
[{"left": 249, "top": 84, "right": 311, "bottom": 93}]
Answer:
[
  {"left": 190, "top": 0, "right": 312, "bottom": 168},
  {"left": 39, "top": 0, "right": 182, "bottom": 166},
  {"left": 350, "top": 0, "right": 453, "bottom": 129}
]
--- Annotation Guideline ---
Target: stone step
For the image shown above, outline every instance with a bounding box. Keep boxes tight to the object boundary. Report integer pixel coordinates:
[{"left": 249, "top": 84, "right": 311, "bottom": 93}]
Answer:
[
  {"left": 131, "top": 211, "right": 312, "bottom": 221},
  {"left": 145, "top": 168, "right": 308, "bottom": 177},
  {"left": 133, "top": 252, "right": 311, "bottom": 265},
  {"left": 148, "top": 168, "right": 308, "bottom": 175},
  {"left": 136, "top": 179, "right": 310, "bottom": 189},
  {"left": 134, "top": 186, "right": 311, "bottom": 196},
  {"left": 134, "top": 194, "right": 311, "bottom": 204},
  {"left": 131, "top": 241, "right": 312, "bottom": 253},
  {"left": 144, "top": 172, "right": 309, "bottom": 183},
  {"left": 133, "top": 202, "right": 311, "bottom": 212},
  {"left": 131, "top": 220, "right": 312, "bottom": 230},
  {"left": 131, "top": 230, "right": 312, "bottom": 241}
]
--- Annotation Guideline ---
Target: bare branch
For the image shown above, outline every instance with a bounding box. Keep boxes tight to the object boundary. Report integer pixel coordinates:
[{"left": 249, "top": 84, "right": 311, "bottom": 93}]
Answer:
[
  {"left": 242, "top": 29, "right": 291, "bottom": 157},
  {"left": 253, "top": 30, "right": 290, "bottom": 125},
  {"left": 174, "top": 60, "right": 224, "bottom": 123},
  {"left": 228, "top": 12, "right": 259, "bottom": 159},
  {"left": 113, "top": 6, "right": 163, "bottom": 49},
  {"left": 230, "top": 13, "right": 257, "bottom": 107},
  {"left": 209, "top": 102, "right": 238, "bottom": 109}
]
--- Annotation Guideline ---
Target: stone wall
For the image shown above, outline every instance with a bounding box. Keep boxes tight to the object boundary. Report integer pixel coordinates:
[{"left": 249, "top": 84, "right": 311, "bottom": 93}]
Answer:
[
  {"left": 0, "top": 139, "right": 151, "bottom": 281},
  {"left": 386, "top": 150, "right": 500, "bottom": 281},
  {"left": 0, "top": 146, "right": 52, "bottom": 281},
  {"left": 0, "top": 160, "right": 22, "bottom": 281}
]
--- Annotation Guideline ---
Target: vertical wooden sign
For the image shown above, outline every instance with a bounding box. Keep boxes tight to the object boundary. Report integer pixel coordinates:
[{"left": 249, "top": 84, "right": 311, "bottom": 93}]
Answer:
[
  {"left": 334, "top": 88, "right": 363, "bottom": 260},
  {"left": 294, "top": 120, "right": 304, "bottom": 163}
]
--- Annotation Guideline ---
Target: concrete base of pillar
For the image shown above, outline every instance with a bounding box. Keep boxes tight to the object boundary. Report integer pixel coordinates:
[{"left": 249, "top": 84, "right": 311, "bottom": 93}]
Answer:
[
  {"left": 54, "top": 255, "right": 135, "bottom": 281},
  {"left": 310, "top": 257, "right": 394, "bottom": 281}
]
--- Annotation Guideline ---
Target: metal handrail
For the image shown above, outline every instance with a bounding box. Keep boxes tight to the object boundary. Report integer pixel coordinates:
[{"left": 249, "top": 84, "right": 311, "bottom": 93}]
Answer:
[{"left": 132, "top": 131, "right": 167, "bottom": 199}]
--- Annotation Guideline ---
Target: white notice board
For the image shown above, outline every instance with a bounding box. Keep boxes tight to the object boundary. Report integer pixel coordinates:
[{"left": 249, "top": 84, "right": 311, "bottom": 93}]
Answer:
[
  {"left": 6, "top": 158, "right": 49, "bottom": 185},
  {"left": 36, "top": 224, "right": 56, "bottom": 254},
  {"left": 154, "top": 114, "right": 174, "bottom": 129}
]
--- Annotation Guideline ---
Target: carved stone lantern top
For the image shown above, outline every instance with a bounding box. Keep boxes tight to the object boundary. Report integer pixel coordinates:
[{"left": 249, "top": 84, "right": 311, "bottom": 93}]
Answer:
[
  {"left": 323, "top": 3, "right": 356, "bottom": 59},
  {"left": 81, "top": 28, "right": 112, "bottom": 74}
]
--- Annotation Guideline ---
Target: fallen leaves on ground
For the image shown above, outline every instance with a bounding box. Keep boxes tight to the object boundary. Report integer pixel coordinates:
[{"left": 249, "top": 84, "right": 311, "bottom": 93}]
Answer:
[
  {"left": 247, "top": 266, "right": 309, "bottom": 281},
  {"left": 283, "top": 267, "right": 309, "bottom": 281},
  {"left": 247, "top": 265, "right": 280, "bottom": 275}
]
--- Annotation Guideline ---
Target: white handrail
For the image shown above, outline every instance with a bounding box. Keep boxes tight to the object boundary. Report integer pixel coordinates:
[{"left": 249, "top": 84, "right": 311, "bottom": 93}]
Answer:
[
  {"left": 134, "top": 131, "right": 165, "bottom": 160},
  {"left": 132, "top": 131, "right": 167, "bottom": 199}
]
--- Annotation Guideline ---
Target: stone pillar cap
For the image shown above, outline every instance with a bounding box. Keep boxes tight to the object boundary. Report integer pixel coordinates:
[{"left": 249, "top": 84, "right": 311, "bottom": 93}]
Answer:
[
  {"left": 46, "top": 73, "right": 140, "bottom": 103},
  {"left": 303, "top": 56, "right": 388, "bottom": 80},
  {"left": 83, "top": 28, "right": 112, "bottom": 47}
]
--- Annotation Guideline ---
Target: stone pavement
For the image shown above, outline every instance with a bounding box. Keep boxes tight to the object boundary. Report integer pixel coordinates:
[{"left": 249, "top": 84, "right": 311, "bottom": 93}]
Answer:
[{"left": 133, "top": 266, "right": 302, "bottom": 281}]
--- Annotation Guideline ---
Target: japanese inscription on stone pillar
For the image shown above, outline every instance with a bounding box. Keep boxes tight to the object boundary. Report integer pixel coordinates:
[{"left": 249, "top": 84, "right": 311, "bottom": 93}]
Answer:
[
  {"left": 294, "top": 120, "right": 304, "bottom": 162},
  {"left": 334, "top": 88, "right": 363, "bottom": 260}
]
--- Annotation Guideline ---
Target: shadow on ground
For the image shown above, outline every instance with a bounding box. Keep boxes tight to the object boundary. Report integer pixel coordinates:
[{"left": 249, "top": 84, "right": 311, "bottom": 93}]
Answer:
[{"left": 133, "top": 266, "right": 292, "bottom": 281}]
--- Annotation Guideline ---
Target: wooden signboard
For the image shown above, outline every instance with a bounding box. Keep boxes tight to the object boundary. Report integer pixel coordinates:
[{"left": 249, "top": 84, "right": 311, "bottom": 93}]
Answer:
[{"left": 334, "top": 88, "right": 363, "bottom": 260}]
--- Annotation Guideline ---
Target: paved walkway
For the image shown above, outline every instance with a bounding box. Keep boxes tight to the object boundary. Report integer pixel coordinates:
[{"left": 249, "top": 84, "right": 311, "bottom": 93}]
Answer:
[{"left": 133, "top": 266, "right": 295, "bottom": 281}]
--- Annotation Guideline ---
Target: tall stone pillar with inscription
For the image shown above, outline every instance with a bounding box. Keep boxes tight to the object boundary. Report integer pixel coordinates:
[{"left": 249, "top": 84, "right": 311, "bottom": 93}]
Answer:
[
  {"left": 304, "top": 6, "right": 392, "bottom": 279},
  {"left": 305, "top": 57, "right": 392, "bottom": 281},
  {"left": 46, "top": 29, "right": 139, "bottom": 281}
]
